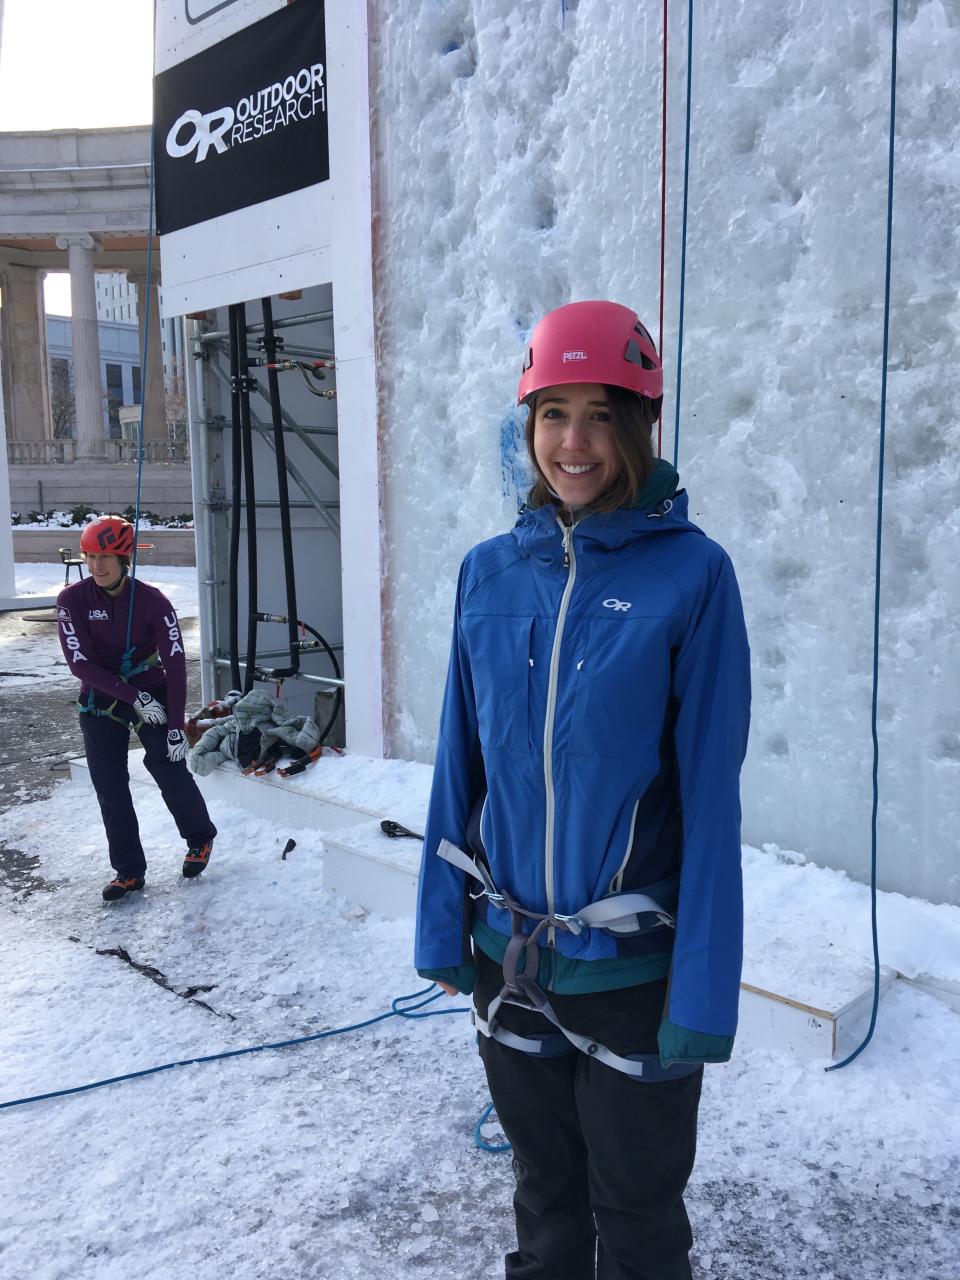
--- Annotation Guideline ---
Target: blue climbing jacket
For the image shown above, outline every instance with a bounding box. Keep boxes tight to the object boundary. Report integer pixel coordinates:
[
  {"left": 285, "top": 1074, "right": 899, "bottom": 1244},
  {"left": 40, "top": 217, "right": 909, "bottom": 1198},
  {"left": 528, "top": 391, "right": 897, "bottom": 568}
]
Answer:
[{"left": 415, "top": 488, "right": 751, "bottom": 1039}]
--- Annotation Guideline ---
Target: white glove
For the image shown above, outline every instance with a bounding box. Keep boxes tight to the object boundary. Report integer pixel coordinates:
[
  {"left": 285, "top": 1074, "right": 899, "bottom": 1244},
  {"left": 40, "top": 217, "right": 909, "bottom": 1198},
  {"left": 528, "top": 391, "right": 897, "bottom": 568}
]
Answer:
[
  {"left": 134, "top": 691, "right": 167, "bottom": 725},
  {"left": 166, "top": 729, "right": 188, "bottom": 762}
]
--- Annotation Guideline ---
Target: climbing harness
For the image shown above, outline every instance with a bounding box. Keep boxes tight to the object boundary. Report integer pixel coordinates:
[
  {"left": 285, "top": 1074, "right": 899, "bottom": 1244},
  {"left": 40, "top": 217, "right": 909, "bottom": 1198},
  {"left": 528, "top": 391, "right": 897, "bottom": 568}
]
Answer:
[
  {"left": 437, "top": 840, "right": 698, "bottom": 1083},
  {"left": 77, "top": 665, "right": 161, "bottom": 731}
]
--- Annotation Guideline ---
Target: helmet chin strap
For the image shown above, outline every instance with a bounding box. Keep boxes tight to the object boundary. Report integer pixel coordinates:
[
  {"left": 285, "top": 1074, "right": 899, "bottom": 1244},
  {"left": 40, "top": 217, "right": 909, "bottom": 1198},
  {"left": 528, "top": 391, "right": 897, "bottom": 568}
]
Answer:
[{"left": 100, "top": 564, "right": 129, "bottom": 594}]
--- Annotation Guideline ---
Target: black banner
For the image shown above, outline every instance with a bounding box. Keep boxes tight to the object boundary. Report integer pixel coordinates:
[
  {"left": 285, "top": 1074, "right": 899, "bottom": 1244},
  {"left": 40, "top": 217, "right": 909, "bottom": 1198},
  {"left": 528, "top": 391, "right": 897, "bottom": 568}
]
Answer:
[{"left": 154, "top": 2, "right": 329, "bottom": 236}]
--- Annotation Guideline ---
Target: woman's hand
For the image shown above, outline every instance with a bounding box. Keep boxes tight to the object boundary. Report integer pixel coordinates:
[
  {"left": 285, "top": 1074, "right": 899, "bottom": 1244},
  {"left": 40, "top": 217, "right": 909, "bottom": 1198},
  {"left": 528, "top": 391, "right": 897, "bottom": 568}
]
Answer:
[{"left": 436, "top": 980, "right": 459, "bottom": 996}]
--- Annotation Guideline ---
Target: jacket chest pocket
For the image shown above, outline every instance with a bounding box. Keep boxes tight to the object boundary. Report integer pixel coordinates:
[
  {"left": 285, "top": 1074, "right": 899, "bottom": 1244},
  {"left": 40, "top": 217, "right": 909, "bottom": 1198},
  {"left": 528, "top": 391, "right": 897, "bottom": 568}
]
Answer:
[
  {"left": 569, "top": 616, "right": 673, "bottom": 759},
  {"left": 463, "top": 615, "right": 532, "bottom": 754}
]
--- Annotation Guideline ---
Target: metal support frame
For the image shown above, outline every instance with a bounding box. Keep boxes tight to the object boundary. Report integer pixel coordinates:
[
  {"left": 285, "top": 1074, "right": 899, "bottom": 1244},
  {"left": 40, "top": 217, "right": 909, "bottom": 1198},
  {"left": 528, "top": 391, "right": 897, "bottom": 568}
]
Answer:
[
  {"left": 205, "top": 345, "right": 341, "bottom": 535},
  {"left": 198, "top": 309, "right": 334, "bottom": 344}
]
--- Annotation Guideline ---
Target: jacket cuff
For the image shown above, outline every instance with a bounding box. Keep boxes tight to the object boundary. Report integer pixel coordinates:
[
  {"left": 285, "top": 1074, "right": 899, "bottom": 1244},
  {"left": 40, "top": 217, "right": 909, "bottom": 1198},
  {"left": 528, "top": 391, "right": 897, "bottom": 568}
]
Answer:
[
  {"left": 658, "top": 1017, "right": 734, "bottom": 1066},
  {"left": 417, "top": 964, "right": 476, "bottom": 996}
]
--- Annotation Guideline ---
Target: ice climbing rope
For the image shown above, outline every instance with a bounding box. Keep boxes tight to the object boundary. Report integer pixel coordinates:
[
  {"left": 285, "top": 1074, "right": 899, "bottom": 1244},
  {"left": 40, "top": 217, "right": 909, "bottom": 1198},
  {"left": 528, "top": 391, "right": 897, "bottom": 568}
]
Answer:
[
  {"left": 0, "top": 982, "right": 504, "bottom": 1150},
  {"left": 672, "top": 0, "right": 693, "bottom": 472},
  {"left": 119, "top": 128, "right": 156, "bottom": 683},
  {"left": 0, "top": 986, "right": 467, "bottom": 1110},
  {"left": 827, "top": 0, "right": 897, "bottom": 1073},
  {"left": 657, "top": 0, "right": 668, "bottom": 458}
]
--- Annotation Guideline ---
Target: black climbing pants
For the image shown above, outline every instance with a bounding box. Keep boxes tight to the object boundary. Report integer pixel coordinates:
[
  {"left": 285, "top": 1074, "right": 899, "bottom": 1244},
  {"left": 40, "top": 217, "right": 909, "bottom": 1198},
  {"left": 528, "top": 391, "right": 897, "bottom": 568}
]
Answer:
[
  {"left": 79, "top": 689, "right": 216, "bottom": 879},
  {"left": 475, "top": 948, "right": 703, "bottom": 1280}
]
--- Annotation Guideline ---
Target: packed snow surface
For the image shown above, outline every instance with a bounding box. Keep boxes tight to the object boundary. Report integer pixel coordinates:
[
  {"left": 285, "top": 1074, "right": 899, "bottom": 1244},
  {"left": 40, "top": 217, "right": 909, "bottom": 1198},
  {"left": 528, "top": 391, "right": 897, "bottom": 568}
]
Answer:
[{"left": 1, "top": 775, "right": 958, "bottom": 1279}]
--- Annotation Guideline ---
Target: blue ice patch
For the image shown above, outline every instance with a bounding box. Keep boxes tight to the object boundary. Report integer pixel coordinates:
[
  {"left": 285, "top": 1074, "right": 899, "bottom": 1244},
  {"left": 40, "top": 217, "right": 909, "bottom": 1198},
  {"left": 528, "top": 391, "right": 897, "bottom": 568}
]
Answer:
[{"left": 500, "top": 406, "right": 532, "bottom": 513}]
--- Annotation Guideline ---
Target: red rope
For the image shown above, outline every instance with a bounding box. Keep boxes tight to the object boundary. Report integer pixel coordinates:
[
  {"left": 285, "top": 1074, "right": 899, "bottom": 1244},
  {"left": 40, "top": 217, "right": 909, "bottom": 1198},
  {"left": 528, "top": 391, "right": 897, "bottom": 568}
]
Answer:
[{"left": 657, "top": 0, "right": 668, "bottom": 458}]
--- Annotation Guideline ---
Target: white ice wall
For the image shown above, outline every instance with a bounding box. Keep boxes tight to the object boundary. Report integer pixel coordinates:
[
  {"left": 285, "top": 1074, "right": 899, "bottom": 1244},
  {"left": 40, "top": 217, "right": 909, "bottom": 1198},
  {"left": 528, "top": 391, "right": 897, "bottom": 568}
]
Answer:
[{"left": 371, "top": 0, "right": 960, "bottom": 906}]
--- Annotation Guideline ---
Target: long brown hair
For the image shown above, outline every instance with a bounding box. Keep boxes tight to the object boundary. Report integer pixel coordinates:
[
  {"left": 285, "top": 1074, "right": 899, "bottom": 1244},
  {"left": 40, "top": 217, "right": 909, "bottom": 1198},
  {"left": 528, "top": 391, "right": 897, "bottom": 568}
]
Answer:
[{"left": 524, "top": 385, "right": 658, "bottom": 514}]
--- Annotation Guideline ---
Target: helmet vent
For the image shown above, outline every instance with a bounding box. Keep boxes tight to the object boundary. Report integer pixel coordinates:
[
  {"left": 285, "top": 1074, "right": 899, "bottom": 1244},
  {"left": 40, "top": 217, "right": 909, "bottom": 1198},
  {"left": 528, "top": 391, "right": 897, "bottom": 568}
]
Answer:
[{"left": 624, "top": 339, "right": 655, "bottom": 371}]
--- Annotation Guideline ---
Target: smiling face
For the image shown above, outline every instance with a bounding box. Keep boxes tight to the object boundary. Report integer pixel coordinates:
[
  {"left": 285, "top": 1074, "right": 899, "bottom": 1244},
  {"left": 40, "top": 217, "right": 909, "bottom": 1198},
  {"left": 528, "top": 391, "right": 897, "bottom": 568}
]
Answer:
[
  {"left": 85, "top": 552, "right": 125, "bottom": 590},
  {"left": 531, "top": 382, "right": 625, "bottom": 510}
]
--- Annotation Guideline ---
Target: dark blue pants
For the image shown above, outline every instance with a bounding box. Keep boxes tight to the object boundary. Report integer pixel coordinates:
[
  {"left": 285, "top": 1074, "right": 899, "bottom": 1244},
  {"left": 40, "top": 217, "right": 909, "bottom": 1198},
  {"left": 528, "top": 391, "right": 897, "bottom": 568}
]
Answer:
[{"left": 79, "top": 690, "right": 216, "bottom": 879}]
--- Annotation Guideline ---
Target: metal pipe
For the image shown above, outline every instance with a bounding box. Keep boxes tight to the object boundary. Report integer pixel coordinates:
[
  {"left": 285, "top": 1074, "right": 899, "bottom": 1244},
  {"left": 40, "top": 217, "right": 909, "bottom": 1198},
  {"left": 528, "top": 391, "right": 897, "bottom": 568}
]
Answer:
[
  {"left": 237, "top": 301, "right": 259, "bottom": 694},
  {"left": 215, "top": 421, "right": 338, "bottom": 437},
  {"left": 198, "top": 309, "right": 333, "bottom": 343},
  {"left": 254, "top": 428, "right": 341, "bottom": 535},
  {"left": 214, "top": 643, "right": 344, "bottom": 660},
  {"left": 187, "top": 317, "right": 219, "bottom": 703},
  {"left": 226, "top": 305, "right": 243, "bottom": 691},
  {"left": 199, "top": 499, "right": 339, "bottom": 511},
  {"left": 205, "top": 354, "right": 340, "bottom": 485},
  {"left": 260, "top": 295, "right": 301, "bottom": 678},
  {"left": 211, "top": 657, "right": 344, "bottom": 689}
]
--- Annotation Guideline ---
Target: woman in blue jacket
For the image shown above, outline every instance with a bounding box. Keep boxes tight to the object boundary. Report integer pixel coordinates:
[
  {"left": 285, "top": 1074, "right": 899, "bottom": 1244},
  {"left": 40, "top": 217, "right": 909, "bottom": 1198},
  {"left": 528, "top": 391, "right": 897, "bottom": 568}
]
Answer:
[{"left": 415, "top": 301, "right": 751, "bottom": 1280}]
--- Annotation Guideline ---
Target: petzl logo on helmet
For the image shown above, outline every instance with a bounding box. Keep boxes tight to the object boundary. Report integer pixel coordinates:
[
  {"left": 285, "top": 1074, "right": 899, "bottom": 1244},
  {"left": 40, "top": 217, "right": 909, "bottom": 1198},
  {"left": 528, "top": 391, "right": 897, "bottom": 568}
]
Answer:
[
  {"left": 562, "top": 350, "right": 588, "bottom": 363},
  {"left": 166, "top": 108, "right": 235, "bottom": 164}
]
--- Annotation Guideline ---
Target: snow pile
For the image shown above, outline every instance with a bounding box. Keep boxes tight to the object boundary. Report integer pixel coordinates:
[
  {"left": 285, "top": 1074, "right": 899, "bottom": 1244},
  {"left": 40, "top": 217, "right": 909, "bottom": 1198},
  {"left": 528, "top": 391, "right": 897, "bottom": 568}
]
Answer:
[
  {"left": 370, "top": 0, "right": 960, "bottom": 907},
  {"left": 12, "top": 511, "right": 193, "bottom": 530}
]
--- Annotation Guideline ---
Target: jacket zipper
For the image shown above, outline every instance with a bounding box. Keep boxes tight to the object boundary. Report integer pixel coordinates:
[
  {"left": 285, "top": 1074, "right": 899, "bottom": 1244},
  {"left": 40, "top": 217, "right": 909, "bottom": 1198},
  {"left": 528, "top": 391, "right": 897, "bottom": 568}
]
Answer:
[
  {"left": 610, "top": 797, "right": 641, "bottom": 893},
  {"left": 543, "top": 517, "right": 579, "bottom": 944}
]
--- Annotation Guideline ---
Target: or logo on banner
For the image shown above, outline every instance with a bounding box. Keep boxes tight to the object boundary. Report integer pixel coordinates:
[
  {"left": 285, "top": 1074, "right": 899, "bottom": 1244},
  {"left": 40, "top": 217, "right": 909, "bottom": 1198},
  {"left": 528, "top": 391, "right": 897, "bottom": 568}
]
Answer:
[
  {"left": 154, "top": 2, "right": 329, "bottom": 236},
  {"left": 165, "top": 63, "right": 326, "bottom": 165}
]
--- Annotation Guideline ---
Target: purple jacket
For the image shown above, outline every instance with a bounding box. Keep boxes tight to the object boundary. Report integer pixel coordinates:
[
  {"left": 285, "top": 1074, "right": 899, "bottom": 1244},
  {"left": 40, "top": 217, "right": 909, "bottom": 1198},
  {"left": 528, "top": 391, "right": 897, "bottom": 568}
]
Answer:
[{"left": 56, "top": 577, "right": 188, "bottom": 728}]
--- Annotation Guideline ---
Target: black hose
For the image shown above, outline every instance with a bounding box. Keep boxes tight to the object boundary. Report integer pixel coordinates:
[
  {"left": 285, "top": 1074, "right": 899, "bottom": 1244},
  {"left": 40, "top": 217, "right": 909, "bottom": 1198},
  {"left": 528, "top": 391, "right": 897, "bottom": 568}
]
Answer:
[
  {"left": 298, "top": 619, "right": 343, "bottom": 745},
  {"left": 260, "top": 297, "right": 300, "bottom": 678},
  {"left": 227, "top": 304, "right": 243, "bottom": 692},
  {"left": 237, "top": 302, "right": 259, "bottom": 693}
]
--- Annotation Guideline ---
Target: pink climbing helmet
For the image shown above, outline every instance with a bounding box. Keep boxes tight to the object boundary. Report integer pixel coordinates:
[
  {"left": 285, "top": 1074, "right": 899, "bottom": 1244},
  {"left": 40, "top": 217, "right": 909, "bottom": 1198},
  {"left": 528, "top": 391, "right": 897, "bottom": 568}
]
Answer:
[{"left": 517, "top": 300, "right": 663, "bottom": 406}]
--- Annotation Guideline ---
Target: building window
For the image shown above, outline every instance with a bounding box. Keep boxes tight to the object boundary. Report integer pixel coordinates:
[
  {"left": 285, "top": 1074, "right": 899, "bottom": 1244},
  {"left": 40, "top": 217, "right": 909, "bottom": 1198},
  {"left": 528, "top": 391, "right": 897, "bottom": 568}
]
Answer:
[
  {"left": 105, "top": 362, "right": 124, "bottom": 437},
  {"left": 132, "top": 366, "right": 142, "bottom": 405}
]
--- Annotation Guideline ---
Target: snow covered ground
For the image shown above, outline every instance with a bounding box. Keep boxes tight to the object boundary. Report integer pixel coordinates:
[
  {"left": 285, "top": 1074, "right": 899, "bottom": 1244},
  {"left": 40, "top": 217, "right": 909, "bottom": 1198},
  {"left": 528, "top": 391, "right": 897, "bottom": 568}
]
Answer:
[{"left": 0, "top": 780, "right": 957, "bottom": 1278}]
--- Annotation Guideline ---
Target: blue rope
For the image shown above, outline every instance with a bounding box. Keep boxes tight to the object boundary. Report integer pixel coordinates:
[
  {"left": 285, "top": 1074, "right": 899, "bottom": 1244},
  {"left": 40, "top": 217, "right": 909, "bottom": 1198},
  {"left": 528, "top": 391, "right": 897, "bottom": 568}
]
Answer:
[
  {"left": 0, "top": 985, "right": 469, "bottom": 1112},
  {"left": 827, "top": 0, "right": 897, "bottom": 1073},
  {"left": 672, "top": 0, "right": 693, "bottom": 472},
  {"left": 474, "top": 1100, "right": 511, "bottom": 1154},
  {"left": 120, "top": 129, "right": 156, "bottom": 681}
]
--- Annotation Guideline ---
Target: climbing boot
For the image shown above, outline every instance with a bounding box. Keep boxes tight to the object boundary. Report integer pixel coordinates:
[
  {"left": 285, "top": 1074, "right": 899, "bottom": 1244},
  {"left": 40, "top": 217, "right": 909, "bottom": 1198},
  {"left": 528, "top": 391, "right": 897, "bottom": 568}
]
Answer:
[
  {"left": 102, "top": 875, "right": 145, "bottom": 902},
  {"left": 182, "top": 841, "right": 214, "bottom": 879}
]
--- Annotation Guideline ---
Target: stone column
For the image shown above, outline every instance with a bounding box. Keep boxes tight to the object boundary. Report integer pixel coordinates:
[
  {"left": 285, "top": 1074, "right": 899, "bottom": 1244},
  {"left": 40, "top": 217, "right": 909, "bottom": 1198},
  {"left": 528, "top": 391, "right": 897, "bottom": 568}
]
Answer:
[
  {"left": 127, "top": 269, "right": 167, "bottom": 443},
  {"left": 56, "top": 234, "right": 104, "bottom": 459},
  {"left": 0, "top": 262, "right": 53, "bottom": 442}
]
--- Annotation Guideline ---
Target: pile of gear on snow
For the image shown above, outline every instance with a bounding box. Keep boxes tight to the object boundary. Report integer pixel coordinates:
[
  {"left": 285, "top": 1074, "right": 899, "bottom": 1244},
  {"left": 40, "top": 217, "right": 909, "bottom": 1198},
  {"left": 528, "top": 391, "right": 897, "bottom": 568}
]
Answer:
[{"left": 186, "top": 689, "right": 335, "bottom": 779}]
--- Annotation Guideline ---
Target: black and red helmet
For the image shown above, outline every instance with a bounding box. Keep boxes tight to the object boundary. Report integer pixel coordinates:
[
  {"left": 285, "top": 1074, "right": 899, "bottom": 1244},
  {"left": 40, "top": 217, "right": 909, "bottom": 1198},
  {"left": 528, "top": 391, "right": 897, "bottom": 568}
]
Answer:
[{"left": 79, "top": 515, "right": 135, "bottom": 557}]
